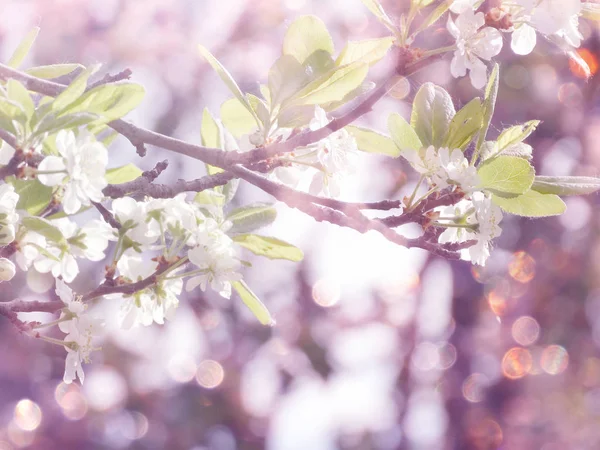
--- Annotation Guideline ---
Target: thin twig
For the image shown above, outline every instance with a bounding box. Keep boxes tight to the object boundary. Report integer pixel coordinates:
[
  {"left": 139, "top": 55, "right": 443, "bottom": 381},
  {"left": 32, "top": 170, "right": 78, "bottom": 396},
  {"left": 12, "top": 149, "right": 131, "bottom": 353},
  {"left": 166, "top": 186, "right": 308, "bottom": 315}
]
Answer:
[
  {"left": 103, "top": 171, "right": 234, "bottom": 199},
  {"left": 88, "top": 68, "right": 133, "bottom": 90}
]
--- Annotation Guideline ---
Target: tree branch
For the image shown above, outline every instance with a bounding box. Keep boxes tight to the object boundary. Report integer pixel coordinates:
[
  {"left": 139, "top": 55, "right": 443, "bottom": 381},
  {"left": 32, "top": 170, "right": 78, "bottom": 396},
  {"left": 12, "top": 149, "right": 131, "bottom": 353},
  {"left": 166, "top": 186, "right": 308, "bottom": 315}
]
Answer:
[{"left": 103, "top": 171, "right": 234, "bottom": 199}]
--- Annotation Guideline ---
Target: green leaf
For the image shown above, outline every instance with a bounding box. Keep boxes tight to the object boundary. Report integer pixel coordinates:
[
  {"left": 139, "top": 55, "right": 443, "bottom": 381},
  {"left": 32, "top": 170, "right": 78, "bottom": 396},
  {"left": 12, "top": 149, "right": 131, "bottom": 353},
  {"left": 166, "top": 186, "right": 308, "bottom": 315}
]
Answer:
[
  {"left": 335, "top": 37, "right": 395, "bottom": 67},
  {"left": 321, "top": 80, "right": 375, "bottom": 112},
  {"left": 247, "top": 94, "right": 270, "bottom": 127},
  {"left": 477, "top": 156, "right": 534, "bottom": 195},
  {"left": 51, "top": 64, "right": 99, "bottom": 112},
  {"left": 303, "top": 50, "right": 336, "bottom": 79},
  {"left": 290, "top": 62, "right": 369, "bottom": 106},
  {"left": 277, "top": 105, "right": 316, "bottom": 128},
  {"left": 492, "top": 190, "right": 566, "bottom": 217},
  {"left": 58, "top": 82, "right": 145, "bottom": 122},
  {"left": 531, "top": 175, "right": 600, "bottom": 196},
  {"left": 227, "top": 203, "right": 277, "bottom": 234},
  {"left": 388, "top": 113, "right": 422, "bottom": 152},
  {"left": 346, "top": 125, "right": 400, "bottom": 157},
  {"left": 476, "top": 63, "right": 499, "bottom": 152},
  {"left": 444, "top": 97, "right": 483, "bottom": 150},
  {"left": 33, "top": 112, "right": 98, "bottom": 137},
  {"left": 105, "top": 164, "right": 143, "bottom": 184},
  {"left": 496, "top": 120, "right": 540, "bottom": 152},
  {"left": 282, "top": 15, "right": 334, "bottom": 64},
  {"left": 21, "top": 217, "right": 64, "bottom": 243},
  {"left": 26, "top": 64, "right": 83, "bottom": 79},
  {"left": 194, "top": 189, "right": 226, "bottom": 206},
  {"left": 360, "top": 0, "right": 397, "bottom": 33},
  {"left": 7, "top": 79, "right": 34, "bottom": 120},
  {"left": 198, "top": 44, "right": 258, "bottom": 122},
  {"left": 268, "top": 55, "right": 309, "bottom": 106},
  {"left": 7, "top": 27, "right": 40, "bottom": 68},
  {"left": 232, "top": 280, "right": 274, "bottom": 326},
  {"left": 201, "top": 108, "right": 223, "bottom": 176},
  {"left": 233, "top": 234, "right": 304, "bottom": 262},
  {"left": 0, "top": 96, "right": 27, "bottom": 132},
  {"left": 220, "top": 97, "right": 260, "bottom": 138},
  {"left": 8, "top": 177, "right": 53, "bottom": 215},
  {"left": 414, "top": 2, "right": 450, "bottom": 34},
  {"left": 410, "top": 82, "right": 456, "bottom": 148}
]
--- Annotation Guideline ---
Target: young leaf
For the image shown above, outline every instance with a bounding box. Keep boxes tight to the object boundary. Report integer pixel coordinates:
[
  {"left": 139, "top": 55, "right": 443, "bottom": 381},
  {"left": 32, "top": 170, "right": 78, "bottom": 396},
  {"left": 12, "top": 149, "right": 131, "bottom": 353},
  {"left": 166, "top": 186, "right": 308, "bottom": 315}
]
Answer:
[
  {"left": 58, "top": 83, "right": 145, "bottom": 122},
  {"left": 361, "top": 0, "right": 398, "bottom": 33},
  {"left": 8, "top": 177, "right": 53, "bottom": 216},
  {"left": 227, "top": 203, "right": 278, "bottom": 234},
  {"left": 477, "top": 156, "right": 534, "bottom": 195},
  {"left": 388, "top": 113, "right": 423, "bottom": 152},
  {"left": 194, "top": 189, "right": 226, "bottom": 206},
  {"left": 531, "top": 175, "right": 600, "bottom": 196},
  {"left": 105, "top": 164, "right": 143, "bottom": 184},
  {"left": 289, "top": 62, "right": 369, "bottom": 106},
  {"left": 26, "top": 64, "right": 83, "bottom": 79},
  {"left": 51, "top": 64, "right": 99, "bottom": 112},
  {"left": 7, "top": 79, "right": 34, "bottom": 120},
  {"left": 7, "top": 27, "right": 40, "bottom": 68},
  {"left": 277, "top": 105, "right": 316, "bottom": 128},
  {"left": 268, "top": 55, "right": 310, "bottom": 106},
  {"left": 346, "top": 126, "right": 400, "bottom": 157},
  {"left": 411, "top": 83, "right": 456, "bottom": 148},
  {"left": 198, "top": 44, "right": 259, "bottom": 122},
  {"left": 221, "top": 97, "right": 260, "bottom": 138},
  {"left": 476, "top": 63, "right": 499, "bottom": 152},
  {"left": 247, "top": 94, "right": 270, "bottom": 127},
  {"left": 21, "top": 217, "right": 64, "bottom": 244},
  {"left": 33, "top": 112, "right": 98, "bottom": 137},
  {"left": 233, "top": 234, "right": 304, "bottom": 262},
  {"left": 496, "top": 120, "right": 540, "bottom": 152},
  {"left": 492, "top": 190, "right": 566, "bottom": 217},
  {"left": 303, "top": 50, "right": 336, "bottom": 79},
  {"left": 282, "top": 15, "right": 334, "bottom": 64},
  {"left": 201, "top": 108, "right": 223, "bottom": 176},
  {"left": 335, "top": 37, "right": 395, "bottom": 67},
  {"left": 444, "top": 97, "right": 483, "bottom": 150},
  {"left": 232, "top": 281, "right": 274, "bottom": 326},
  {"left": 414, "top": 2, "right": 450, "bottom": 34}
]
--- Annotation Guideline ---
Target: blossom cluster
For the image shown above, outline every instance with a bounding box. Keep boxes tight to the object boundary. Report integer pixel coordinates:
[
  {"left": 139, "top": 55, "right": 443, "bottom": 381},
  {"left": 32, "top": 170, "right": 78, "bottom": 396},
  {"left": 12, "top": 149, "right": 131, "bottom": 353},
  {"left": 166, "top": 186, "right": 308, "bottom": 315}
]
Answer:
[
  {"left": 449, "top": 0, "right": 584, "bottom": 88},
  {"left": 402, "top": 146, "right": 502, "bottom": 266},
  {"left": 0, "top": 0, "right": 598, "bottom": 387}
]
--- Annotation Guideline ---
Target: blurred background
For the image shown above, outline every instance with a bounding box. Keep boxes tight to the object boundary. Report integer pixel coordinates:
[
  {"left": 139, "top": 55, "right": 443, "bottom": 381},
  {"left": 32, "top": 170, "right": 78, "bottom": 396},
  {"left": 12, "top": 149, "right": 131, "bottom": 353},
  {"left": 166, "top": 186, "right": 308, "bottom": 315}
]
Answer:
[{"left": 1, "top": 0, "right": 600, "bottom": 448}]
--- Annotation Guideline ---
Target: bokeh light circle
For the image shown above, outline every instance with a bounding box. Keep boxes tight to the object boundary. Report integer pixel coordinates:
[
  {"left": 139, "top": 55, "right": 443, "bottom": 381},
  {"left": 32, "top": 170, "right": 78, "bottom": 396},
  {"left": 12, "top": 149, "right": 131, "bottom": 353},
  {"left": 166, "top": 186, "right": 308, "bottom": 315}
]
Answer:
[{"left": 502, "top": 347, "right": 533, "bottom": 379}]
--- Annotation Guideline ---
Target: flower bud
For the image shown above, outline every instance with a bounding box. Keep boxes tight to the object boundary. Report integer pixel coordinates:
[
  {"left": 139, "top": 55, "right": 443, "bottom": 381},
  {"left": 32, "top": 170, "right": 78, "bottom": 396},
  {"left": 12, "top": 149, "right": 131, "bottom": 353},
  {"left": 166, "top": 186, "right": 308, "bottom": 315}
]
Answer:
[
  {"left": 249, "top": 130, "right": 265, "bottom": 147},
  {"left": 0, "top": 258, "right": 16, "bottom": 282},
  {"left": 0, "top": 225, "right": 15, "bottom": 245}
]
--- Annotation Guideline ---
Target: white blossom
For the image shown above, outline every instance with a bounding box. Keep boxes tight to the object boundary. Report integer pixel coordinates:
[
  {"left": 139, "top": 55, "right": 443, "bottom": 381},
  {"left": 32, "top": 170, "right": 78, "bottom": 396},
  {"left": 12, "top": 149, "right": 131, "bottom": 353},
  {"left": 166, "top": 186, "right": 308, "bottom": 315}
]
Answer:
[
  {"left": 437, "top": 192, "right": 503, "bottom": 266},
  {"left": 403, "top": 146, "right": 479, "bottom": 192},
  {"left": 450, "top": 0, "right": 480, "bottom": 14},
  {"left": 0, "top": 183, "right": 19, "bottom": 245},
  {"left": 502, "top": 0, "right": 583, "bottom": 55},
  {"left": 0, "top": 258, "right": 16, "bottom": 282},
  {"left": 37, "top": 130, "right": 108, "bottom": 214},
  {"left": 186, "top": 220, "right": 241, "bottom": 298},
  {"left": 448, "top": 8, "right": 503, "bottom": 88},
  {"left": 55, "top": 279, "right": 102, "bottom": 384},
  {"left": 307, "top": 107, "right": 359, "bottom": 197},
  {"left": 112, "top": 197, "right": 160, "bottom": 246},
  {"left": 436, "top": 148, "right": 480, "bottom": 192},
  {"left": 402, "top": 146, "right": 443, "bottom": 178},
  {"left": 32, "top": 218, "right": 114, "bottom": 284},
  {"left": 115, "top": 252, "right": 182, "bottom": 328}
]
